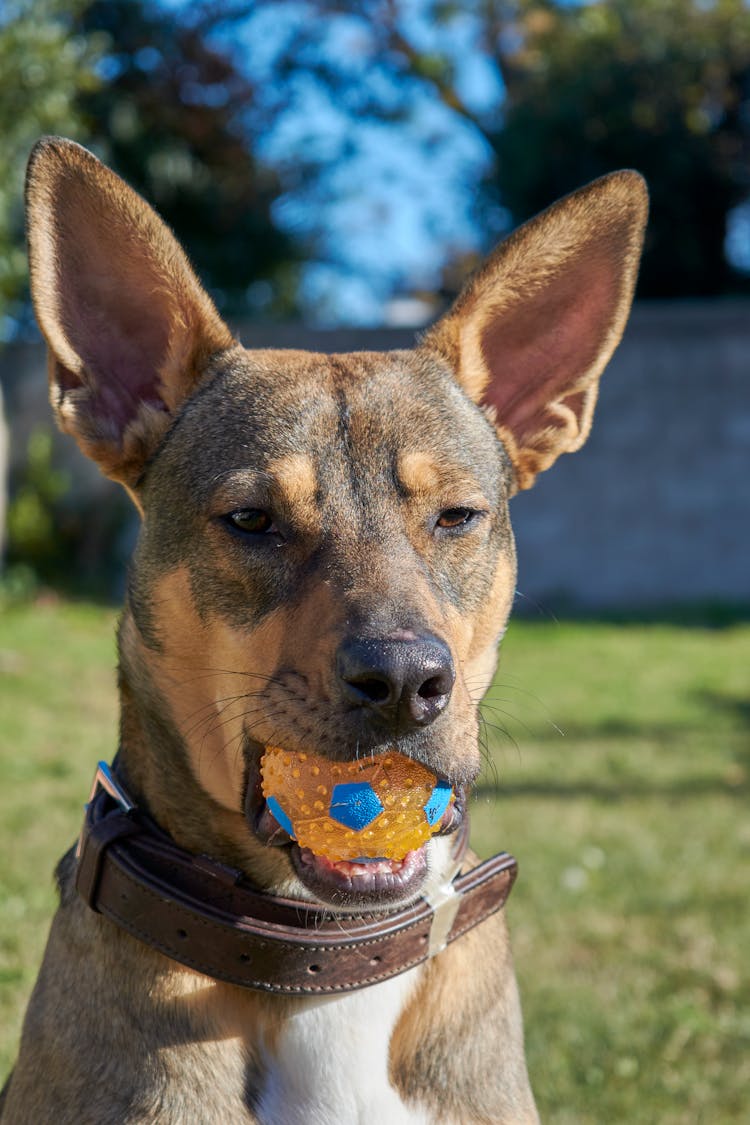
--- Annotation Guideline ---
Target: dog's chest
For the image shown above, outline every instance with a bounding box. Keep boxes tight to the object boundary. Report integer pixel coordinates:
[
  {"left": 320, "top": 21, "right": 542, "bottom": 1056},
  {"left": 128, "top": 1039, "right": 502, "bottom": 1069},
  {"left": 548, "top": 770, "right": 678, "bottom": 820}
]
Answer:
[{"left": 255, "top": 970, "right": 431, "bottom": 1125}]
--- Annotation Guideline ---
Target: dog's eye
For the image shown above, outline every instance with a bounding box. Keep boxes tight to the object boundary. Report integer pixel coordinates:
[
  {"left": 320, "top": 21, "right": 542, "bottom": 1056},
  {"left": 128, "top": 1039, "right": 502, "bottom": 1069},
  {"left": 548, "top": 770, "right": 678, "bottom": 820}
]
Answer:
[
  {"left": 436, "top": 508, "right": 475, "bottom": 530},
  {"left": 227, "top": 509, "right": 278, "bottom": 535}
]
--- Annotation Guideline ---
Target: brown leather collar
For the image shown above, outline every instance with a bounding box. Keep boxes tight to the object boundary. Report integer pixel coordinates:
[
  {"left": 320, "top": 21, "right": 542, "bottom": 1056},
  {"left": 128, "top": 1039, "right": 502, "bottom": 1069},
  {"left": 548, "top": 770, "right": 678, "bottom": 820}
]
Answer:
[{"left": 75, "top": 761, "right": 517, "bottom": 995}]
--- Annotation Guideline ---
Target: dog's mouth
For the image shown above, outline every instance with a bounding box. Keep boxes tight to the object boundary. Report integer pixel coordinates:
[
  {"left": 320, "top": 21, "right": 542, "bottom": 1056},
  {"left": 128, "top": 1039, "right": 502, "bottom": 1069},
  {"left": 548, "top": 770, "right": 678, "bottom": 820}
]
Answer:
[
  {"left": 244, "top": 743, "right": 465, "bottom": 908},
  {"left": 290, "top": 845, "right": 429, "bottom": 906}
]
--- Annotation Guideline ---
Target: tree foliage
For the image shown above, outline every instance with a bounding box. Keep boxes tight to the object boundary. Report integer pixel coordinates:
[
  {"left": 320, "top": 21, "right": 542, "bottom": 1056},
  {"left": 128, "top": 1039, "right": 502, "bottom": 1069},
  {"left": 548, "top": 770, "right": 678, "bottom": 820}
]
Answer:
[
  {"left": 0, "top": 0, "right": 300, "bottom": 330},
  {"left": 76, "top": 0, "right": 299, "bottom": 317},
  {"left": 268, "top": 0, "right": 750, "bottom": 297},
  {"left": 0, "top": 0, "right": 102, "bottom": 328},
  {"left": 491, "top": 0, "right": 750, "bottom": 296},
  {"left": 3, "top": 0, "right": 750, "bottom": 320}
]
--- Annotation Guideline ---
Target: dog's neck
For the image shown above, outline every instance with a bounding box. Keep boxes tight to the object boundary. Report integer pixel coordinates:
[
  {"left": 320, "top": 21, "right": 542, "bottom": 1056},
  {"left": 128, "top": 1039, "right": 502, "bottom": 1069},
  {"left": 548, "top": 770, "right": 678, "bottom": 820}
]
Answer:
[{"left": 159, "top": 949, "right": 435, "bottom": 1123}]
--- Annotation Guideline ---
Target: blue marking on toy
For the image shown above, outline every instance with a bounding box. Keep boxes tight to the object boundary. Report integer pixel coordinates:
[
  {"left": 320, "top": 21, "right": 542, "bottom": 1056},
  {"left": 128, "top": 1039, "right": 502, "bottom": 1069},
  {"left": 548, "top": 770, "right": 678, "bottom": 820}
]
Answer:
[
  {"left": 328, "top": 782, "right": 384, "bottom": 830},
  {"left": 423, "top": 780, "right": 453, "bottom": 826},
  {"left": 266, "top": 795, "right": 295, "bottom": 838}
]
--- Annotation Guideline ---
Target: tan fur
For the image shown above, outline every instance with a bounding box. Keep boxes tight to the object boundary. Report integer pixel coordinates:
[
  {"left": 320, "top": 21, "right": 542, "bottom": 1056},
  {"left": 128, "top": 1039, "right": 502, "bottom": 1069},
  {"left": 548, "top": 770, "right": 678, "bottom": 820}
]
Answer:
[
  {"left": 451, "top": 548, "right": 518, "bottom": 699},
  {"left": 397, "top": 450, "right": 490, "bottom": 511},
  {"left": 3, "top": 138, "right": 647, "bottom": 1123},
  {"left": 266, "top": 454, "right": 319, "bottom": 509},
  {"left": 398, "top": 450, "right": 442, "bottom": 495}
]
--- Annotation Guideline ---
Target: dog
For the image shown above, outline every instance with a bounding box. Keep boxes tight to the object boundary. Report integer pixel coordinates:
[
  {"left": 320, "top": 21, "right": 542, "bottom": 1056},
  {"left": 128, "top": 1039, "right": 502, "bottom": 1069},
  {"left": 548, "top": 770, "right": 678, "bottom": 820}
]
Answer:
[{"left": 1, "top": 137, "right": 646, "bottom": 1124}]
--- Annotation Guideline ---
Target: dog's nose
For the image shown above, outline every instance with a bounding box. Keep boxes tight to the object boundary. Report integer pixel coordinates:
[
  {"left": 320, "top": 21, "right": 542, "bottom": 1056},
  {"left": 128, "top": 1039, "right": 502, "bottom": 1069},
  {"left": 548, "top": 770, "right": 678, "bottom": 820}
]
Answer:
[{"left": 336, "top": 634, "right": 455, "bottom": 728}]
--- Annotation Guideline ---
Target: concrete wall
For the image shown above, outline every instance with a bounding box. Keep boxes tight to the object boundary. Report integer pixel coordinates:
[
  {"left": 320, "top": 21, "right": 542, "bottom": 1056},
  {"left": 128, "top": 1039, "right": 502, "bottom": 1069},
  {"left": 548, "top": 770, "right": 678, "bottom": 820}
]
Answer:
[
  {"left": 1, "top": 301, "right": 747, "bottom": 610},
  {"left": 510, "top": 302, "right": 749, "bottom": 610}
]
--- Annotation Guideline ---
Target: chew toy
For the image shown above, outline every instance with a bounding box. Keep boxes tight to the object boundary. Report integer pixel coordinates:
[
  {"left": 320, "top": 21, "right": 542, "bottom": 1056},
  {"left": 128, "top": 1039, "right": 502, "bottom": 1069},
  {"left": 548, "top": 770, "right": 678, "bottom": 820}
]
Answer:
[{"left": 261, "top": 747, "right": 454, "bottom": 862}]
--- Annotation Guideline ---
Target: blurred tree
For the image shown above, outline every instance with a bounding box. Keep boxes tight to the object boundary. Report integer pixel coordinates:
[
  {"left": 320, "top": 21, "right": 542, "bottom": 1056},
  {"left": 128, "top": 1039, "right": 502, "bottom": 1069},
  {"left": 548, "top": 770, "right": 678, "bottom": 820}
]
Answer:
[
  {"left": 76, "top": 0, "right": 300, "bottom": 317},
  {"left": 265, "top": 0, "right": 750, "bottom": 297},
  {"left": 0, "top": 0, "right": 102, "bottom": 328},
  {"left": 489, "top": 0, "right": 750, "bottom": 296},
  {"left": 0, "top": 0, "right": 101, "bottom": 567}
]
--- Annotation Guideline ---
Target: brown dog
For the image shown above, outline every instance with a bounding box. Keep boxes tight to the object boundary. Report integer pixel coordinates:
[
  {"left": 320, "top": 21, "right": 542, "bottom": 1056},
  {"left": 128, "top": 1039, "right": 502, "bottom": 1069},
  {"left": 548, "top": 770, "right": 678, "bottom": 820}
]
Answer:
[{"left": 1, "top": 138, "right": 646, "bottom": 1124}]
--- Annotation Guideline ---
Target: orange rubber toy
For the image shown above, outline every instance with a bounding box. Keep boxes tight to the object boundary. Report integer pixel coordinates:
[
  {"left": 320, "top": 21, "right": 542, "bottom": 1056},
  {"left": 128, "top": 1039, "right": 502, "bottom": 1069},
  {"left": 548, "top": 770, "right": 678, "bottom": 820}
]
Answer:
[{"left": 261, "top": 747, "right": 454, "bottom": 862}]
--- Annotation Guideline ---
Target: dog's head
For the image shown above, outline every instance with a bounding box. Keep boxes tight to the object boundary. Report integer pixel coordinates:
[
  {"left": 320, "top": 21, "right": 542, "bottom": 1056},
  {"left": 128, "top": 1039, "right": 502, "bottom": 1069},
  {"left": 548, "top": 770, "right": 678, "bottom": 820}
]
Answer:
[{"left": 26, "top": 138, "right": 646, "bottom": 909}]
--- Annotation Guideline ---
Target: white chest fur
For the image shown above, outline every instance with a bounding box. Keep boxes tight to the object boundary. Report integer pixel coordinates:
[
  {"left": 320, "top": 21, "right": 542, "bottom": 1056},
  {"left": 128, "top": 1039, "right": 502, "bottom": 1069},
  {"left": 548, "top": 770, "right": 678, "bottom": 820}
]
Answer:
[{"left": 256, "top": 969, "right": 431, "bottom": 1125}]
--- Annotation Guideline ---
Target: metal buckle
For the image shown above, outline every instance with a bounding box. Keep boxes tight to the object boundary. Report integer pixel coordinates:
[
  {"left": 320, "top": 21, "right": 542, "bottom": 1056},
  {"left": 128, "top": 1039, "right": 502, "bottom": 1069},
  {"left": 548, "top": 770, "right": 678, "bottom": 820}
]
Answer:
[
  {"left": 76, "top": 760, "right": 136, "bottom": 859},
  {"left": 88, "top": 760, "right": 136, "bottom": 813},
  {"left": 424, "top": 853, "right": 464, "bottom": 958}
]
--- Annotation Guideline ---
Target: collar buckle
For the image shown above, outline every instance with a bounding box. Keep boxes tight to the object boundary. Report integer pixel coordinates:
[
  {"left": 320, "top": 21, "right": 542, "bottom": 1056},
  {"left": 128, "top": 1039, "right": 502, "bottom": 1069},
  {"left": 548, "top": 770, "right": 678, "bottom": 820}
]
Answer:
[
  {"left": 88, "top": 759, "right": 137, "bottom": 813},
  {"left": 75, "top": 759, "right": 136, "bottom": 860}
]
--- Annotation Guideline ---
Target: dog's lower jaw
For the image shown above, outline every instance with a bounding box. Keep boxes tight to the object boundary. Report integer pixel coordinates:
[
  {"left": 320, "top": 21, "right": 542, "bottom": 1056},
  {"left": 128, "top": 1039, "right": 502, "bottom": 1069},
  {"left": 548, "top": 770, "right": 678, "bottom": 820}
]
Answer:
[
  {"left": 249, "top": 830, "right": 459, "bottom": 913},
  {"left": 291, "top": 842, "right": 430, "bottom": 907}
]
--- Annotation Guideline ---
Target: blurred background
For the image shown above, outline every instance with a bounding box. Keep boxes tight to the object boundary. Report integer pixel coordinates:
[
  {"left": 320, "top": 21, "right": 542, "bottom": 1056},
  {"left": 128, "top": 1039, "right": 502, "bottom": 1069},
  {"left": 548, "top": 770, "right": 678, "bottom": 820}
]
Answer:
[
  {"left": 1, "top": 0, "right": 749, "bottom": 605},
  {"left": 0, "top": 2, "right": 748, "bottom": 1121}
]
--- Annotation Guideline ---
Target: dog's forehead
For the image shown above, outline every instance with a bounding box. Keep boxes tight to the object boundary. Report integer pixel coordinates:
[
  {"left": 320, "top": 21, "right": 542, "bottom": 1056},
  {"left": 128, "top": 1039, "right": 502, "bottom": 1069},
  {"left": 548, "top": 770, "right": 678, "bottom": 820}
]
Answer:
[{"left": 155, "top": 347, "right": 506, "bottom": 499}]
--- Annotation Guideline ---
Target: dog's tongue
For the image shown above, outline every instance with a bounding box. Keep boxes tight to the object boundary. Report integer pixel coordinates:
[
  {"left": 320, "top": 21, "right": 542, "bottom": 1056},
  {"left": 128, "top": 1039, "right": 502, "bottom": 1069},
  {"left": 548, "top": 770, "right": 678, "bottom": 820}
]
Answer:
[{"left": 297, "top": 848, "right": 405, "bottom": 879}]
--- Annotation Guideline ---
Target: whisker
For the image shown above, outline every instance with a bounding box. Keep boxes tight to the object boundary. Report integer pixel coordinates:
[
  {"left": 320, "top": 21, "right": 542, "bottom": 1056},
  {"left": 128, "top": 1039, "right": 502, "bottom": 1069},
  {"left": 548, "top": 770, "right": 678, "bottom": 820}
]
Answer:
[
  {"left": 513, "top": 589, "right": 559, "bottom": 622},
  {"left": 181, "top": 692, "right": 267, "bottom": 735},
  {"left": 200, "top": 707, "right": 289, "bottom": 774},
  {"left": 478, "top": 702, "right": 536, "bottom": 739}
]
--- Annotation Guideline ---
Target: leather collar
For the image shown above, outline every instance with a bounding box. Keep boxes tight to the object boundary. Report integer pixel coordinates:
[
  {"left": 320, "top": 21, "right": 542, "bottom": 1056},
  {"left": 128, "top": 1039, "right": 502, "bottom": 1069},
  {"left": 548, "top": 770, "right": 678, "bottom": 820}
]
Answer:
[{"left": 75, "top": 760, "right": 517, "bottom": 995}]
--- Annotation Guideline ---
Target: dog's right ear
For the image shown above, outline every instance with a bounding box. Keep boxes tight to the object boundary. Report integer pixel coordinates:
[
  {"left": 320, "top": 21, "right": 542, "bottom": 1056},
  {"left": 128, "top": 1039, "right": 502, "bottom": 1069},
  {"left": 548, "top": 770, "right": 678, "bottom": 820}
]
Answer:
[
  {"left": 421, "top": 171, "right": 647, "bottom": 493},
  {"left": 25, "top": 137, "right": 234, "bottom": 491}
]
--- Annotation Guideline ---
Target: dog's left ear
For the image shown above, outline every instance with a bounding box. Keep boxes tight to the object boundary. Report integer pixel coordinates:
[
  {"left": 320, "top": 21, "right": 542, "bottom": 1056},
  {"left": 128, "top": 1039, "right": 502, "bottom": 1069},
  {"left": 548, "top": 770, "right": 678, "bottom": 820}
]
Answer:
[{"left": 422, "top": 171, "right": 648, "bottom": 491}]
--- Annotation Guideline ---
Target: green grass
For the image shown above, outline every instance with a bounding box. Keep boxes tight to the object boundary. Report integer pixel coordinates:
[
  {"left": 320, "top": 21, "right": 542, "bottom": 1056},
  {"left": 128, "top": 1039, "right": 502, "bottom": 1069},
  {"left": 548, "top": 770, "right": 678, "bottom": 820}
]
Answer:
[{"left": 1, "top": 601, "right": 748, "bottom": 1121}]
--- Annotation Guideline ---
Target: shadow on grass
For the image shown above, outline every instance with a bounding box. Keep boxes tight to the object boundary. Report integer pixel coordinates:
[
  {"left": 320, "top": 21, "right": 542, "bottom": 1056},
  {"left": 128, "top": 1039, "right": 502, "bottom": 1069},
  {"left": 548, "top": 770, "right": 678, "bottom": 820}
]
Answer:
[
  {"left": 475, "top": 772, "right": 748, "bottom": 802},
  {"left": 480, "top": 688, "right": 750, "bottom": 744},
  {"left": 481, "top": 718, "right": 730, "bottom": 745},
  {"left": 478, "top": 688, "right": 749, "bottom": 802},
  {"left": 512, "top": 599, "right": 750, "bottom": 629},
  {"left": 697, "top": 689, "right": 750, "bottom": 728}
]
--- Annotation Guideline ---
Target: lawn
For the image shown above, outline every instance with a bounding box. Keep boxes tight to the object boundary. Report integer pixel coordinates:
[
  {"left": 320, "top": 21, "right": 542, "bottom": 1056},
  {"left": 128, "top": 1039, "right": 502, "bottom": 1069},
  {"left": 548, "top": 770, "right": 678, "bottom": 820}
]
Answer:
[{"left": 0, "top": 600, "right": 748, "bottom": 1122}]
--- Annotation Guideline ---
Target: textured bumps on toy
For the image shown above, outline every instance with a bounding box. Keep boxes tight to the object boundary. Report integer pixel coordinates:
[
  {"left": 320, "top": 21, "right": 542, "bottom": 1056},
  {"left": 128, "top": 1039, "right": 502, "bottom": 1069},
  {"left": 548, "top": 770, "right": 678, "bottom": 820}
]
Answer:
[{"left": 260, "top": 746, "right": 454, "bottom": 862}]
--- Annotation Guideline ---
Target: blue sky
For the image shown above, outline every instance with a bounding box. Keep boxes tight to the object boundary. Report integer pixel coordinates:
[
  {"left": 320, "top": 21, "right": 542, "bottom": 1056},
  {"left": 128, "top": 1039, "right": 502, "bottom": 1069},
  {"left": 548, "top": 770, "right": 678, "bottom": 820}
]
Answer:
[
  {"left": 142, "top": 1, "right": 750, "bottom": 322},
  {"left": 205, "top": 2, "right": 508, "bottom": 323}
]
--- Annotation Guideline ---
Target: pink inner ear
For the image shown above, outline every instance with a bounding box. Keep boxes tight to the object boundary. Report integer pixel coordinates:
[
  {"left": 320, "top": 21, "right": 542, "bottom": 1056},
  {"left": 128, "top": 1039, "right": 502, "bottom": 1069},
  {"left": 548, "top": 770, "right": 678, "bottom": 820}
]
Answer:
[
  {"left": 54, "top": 181, "right": 177, "bottom": 433},
  {"left": 59, "top": 273, "right": 171, "bottom": 430},
  {"left": 480, "top": 246, "right": 619, "bottom": 450}
]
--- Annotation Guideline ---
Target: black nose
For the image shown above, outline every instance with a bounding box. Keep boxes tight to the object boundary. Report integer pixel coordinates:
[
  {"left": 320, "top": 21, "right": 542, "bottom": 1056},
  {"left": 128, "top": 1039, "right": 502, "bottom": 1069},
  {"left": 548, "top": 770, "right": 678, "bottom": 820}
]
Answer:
[{"left": 336, "top": 634, "right": 455, "bottom": 729}]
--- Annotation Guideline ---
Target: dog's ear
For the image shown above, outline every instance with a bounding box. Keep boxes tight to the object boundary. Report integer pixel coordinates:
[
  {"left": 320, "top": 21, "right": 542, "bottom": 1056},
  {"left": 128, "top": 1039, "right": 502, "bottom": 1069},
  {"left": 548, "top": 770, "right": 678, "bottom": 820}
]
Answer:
[
  {"left": 422, "top": 171, "right": 648, "bottom": 492},
  {"left": 25, "top": 137, "right": 234, "bottom": 490}
]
